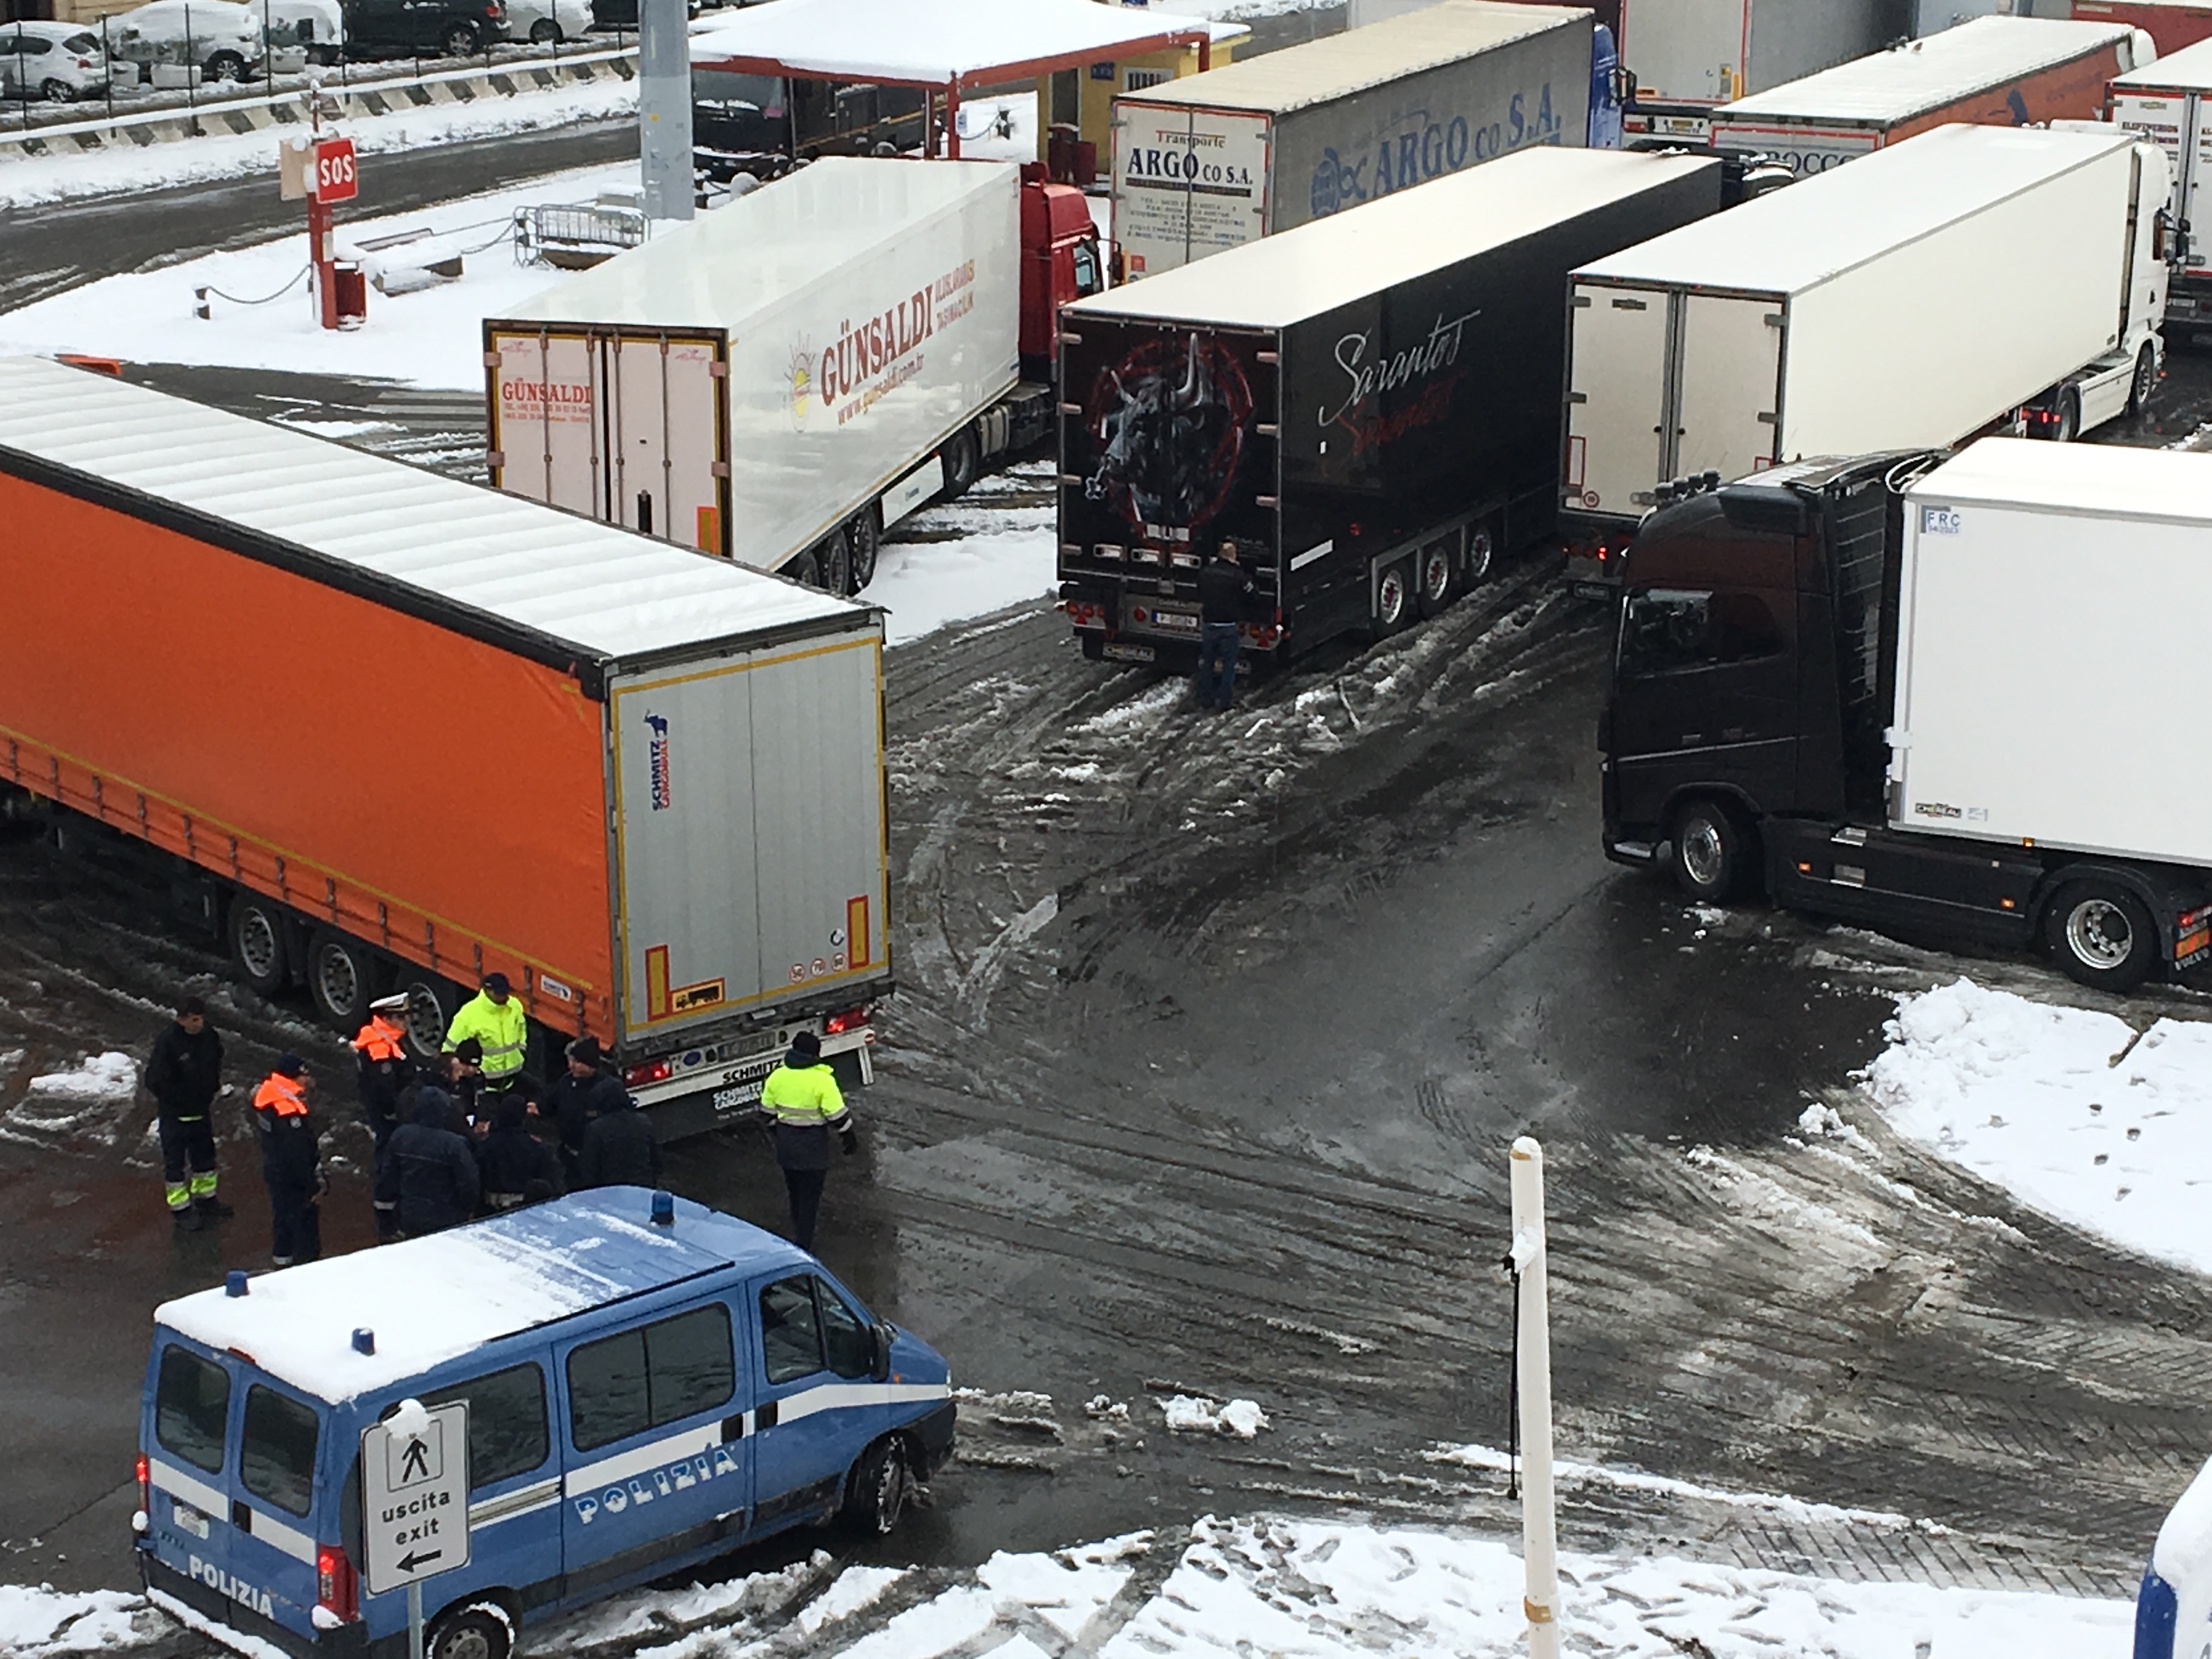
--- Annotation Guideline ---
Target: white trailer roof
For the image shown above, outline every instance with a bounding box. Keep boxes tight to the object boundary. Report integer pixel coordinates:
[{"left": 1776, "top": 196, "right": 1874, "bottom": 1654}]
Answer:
[
  {"left": 1068, "top": 146, "right": 1713, "bottom": 330},
  {"left": 496, "top": 156, "right": 1013, "bottom": 332},
  {"left": 1121, "top": 0, "right": 1589, "bottom": 116},
  {"left": 0, "top": 356, "right": 857, "bottom": 662},
  {"left": 1573, "top": 123, "right": 2134, "bottom": 296},
  {"left": 1909, "top": 436, "right": 2212, "bottom": 527},
  {"left": 1716, "top": 15, "right": 2135, "bottom": 127},
  {"left": 2113, "top": 31, "right": 2212, "bottom": 92}
]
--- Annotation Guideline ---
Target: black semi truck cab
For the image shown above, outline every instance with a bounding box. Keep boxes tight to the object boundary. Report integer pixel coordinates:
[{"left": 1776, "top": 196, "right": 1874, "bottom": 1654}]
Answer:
[{"left": 1600, "top": 449, "right": 2212, "bottom": 991}]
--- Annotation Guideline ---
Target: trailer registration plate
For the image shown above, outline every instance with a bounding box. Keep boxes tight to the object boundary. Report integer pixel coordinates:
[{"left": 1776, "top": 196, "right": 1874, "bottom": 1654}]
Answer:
[{"left": 1102, "top": 642, "right": 1155, "bottom": 663}]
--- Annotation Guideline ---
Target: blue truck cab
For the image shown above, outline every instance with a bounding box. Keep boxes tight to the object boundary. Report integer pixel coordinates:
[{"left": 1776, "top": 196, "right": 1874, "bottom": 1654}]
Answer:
[
  {"left": 2137, "top": 1452, "right": 2212, "bottom": 1659},
  {"left": 132, "top": 1189, "right": 955, "bottom": 1659}
]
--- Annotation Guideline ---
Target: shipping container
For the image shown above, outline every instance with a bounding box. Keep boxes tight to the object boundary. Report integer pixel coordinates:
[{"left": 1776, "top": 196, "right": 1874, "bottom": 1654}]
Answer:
[
  {"left": 1109, "top": 0, "right": 1600, "bottom": 279},
  {"left": 2075, "top": 0, "right": 2212, "bottom": 57},
  {"left": 1708, "top": 14, "right": 2149, "bottom": 174},
  {"left": 1059, "top": 146, "right": 1721, "bottom": 668},
  {"left": 1562, "top": 124, "right": 2169, "bottom": 585},
  {"left": 488, "top": 157, "right": 1059, "bottom": 597},
  {"left": 0, "top": 355, "right": 892, "bottom": 1139},
  {"left": 2109, "top": 33, "right": 2212, "bottom": 328},
  {"left": 1600, "top": 439, "right": 2212, "bottom": 991}
]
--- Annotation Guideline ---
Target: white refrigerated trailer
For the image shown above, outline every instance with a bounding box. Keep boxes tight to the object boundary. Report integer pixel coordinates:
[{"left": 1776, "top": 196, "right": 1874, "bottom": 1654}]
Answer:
[
  {"left": 2109, "top": 33, "right": 2212, "bottom": 329},
  {"left": 1560, "top": 123, "right": 2170, "bottom": 584}
]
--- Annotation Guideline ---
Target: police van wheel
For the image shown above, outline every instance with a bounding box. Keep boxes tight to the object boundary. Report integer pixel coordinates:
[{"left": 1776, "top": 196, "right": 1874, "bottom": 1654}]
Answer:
[
  {"left": 227, "top": 896, "right": 291, "bottom": 996},
  {"left": 307, "top": 930, "right": 383, "bottom": 1030},
  {"left": 426, "top": 1605, "right": 510, "bottom": 1659},
  {"left": 839, "top": 1436, "right": 907, "bottom": 1537}
]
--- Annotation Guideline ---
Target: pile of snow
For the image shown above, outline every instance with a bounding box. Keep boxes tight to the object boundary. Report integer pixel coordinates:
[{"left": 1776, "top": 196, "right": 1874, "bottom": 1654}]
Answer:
[
  {"left": 1160, "top": 1395, "right": 1269, "bottom": 1438},
  {"left": 1861, "top": 978, "right": 2212, "bottom": 1273},
  {"left": 26, "top": 1052, "right": 138, "bottom": 1099},
  {"left": 872, "top": 521, "right": 1053, "bottom": 648},
  {"left": 0, "top": 1584, "right": 149, "bottom": 1656}
]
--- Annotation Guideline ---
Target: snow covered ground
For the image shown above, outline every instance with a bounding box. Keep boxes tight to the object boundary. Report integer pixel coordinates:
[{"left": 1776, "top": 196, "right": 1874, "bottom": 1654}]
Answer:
[
  {"left": 0, "top": 1513, "right": 2134, "bottom": 1658},
  {"left": 1861, "top": 978, "right": 2212, "bottom": 1275},
  {"left": 0, "top": 76, "right": 636, "bottom": 209}
]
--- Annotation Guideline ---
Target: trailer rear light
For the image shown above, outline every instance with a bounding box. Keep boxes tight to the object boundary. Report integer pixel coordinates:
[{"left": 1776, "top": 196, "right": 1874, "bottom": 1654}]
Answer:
[
  {"left": 1094, "top": 544, "right": 1125, "bottom": 560},
  {"left": 823, "top": 1006, "right": 870, "bottom": 1035},
  {"left": 317, "top": 1545, "right": 358, "bottom": 1623},
  {"left": 1169, "top": 551, "right": 1200, "bottom": 568},
  {"left": 1065, "top": 600, "right": 1105, "bottom": 629},
  {"left": 1130, "top": 547, "right": 1161, "bottom": 565},
  {"left": 624, "top": 1058, "right": 674, "bottom": 1088}
]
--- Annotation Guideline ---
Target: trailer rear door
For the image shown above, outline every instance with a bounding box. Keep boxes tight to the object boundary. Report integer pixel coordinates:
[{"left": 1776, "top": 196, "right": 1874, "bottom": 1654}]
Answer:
[
  {"left": 1567, "top": 283, "right": 1672, "bottom": 517},
  {"left": 1621, "top": 0, "right": 1746, "bottom": 105},
  {"left": 488, "top": 329, "right": 603, "bottom": 517},
  {"left": 608, "top": 334, "right": 725, "bottom": 552},
  {"left": 1112, "top": 101, "right": 1272, "bottom": 279},
  {"left": 606, "top": 627, "right": 889, "bottom": 1047},
  {"left": 1674, "top": 292, "right": 1781, "bottom": 483}
]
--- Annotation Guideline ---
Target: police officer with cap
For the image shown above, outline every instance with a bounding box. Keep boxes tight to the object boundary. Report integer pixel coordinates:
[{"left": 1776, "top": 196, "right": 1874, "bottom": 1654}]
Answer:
[{"left": 352, "top": 992, "right": 412, "bottom": 1152}]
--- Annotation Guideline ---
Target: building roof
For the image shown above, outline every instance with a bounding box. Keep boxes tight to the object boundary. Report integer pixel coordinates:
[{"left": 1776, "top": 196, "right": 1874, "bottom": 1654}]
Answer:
[
  {"left": 1572, "top": 124, "right": 2131, "bottom": 297},
  {"left": 1716, "top": 15, "right": 2135, "bottom": 128},
  {"left": 0, "top": 356, "right": 859, "bottom": 669},
  {"left": 2113, "top": 30, "right": 2212, "bottom": 92},
  {"left": 497, "top": 157, "right": 1011, "bottom": 331},
  {"left": 155, "top": 1190, "right": 812, "bottom": 1400},
  {"left": 1119, "top": 0, "right": 1589, "bottom": 116},
  {"left": 1067, "top": 146, "right": 1713, "bottom": 330},
  {"left": 1910, "top": 436, "right": 2212, "bottom": 528},
  {"left": 688, "top": 0, "right": 1242, "bottom": 87}
]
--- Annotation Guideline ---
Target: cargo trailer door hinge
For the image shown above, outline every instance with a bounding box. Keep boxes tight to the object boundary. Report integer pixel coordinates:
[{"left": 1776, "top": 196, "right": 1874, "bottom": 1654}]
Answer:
[
  {"left": 1567, "top": 392, "right": 1587, "bottom": 405},
  {"left": 486, "top": 450, "right": 506, "bottom": 469},
  {"left": 1571, "top": 295, "right": 1592, "bottom": 308},
  {"left": 483, "top": 350, "right": 501, "bottom": 367},
  {"left": 708, "top": 360, "right": 727, "bottom": 379},
  {"left": 1765, "top": 314, "right": 1785, "bottom": 328},
  {"left": 1756, "top": 411, "right": 1779, "bottom": 425},
  {"left": 710, "top": 461, "right": 731, "bottom": 478}
]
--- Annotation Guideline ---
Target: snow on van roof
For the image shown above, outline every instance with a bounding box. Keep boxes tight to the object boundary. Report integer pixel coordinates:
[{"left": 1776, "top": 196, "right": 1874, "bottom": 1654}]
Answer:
[
  {"left": 1909, "top": 436, "right": 2212, "bottom": 528},
  {"left": 1572, "top": 124, "right": 2132, "bottom": 297},
  {"left": 155, "top": 1190, "right": 811, "bottom": 1400},
  {"left": 1066, "top": 148, "right": 1715, "bottom": 330},
  {"left": 1121, "top": 1, "right": 1587, "bottom": 117},
  {"left": 0, "top": 356, "right": 858, "bottom": 665},
  {"left": 1715, "top": 16, "right": 2134, "bottom": 128},
  {"left": 2113, "top": 31, "right": 2212, "bottom": 92}
]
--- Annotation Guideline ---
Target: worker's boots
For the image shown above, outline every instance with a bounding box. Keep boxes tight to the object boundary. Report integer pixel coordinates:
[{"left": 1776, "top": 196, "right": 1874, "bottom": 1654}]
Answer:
[
  {"left": 171, "top": 1204, "right": 204, "bottom": 1233},
  {"left": 196, "top": 1197, "right": 235, "bottom": 1221}
]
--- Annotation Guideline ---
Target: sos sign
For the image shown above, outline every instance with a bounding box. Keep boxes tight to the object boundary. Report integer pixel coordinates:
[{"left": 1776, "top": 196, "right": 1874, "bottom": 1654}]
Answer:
[{"left": 313, "top": 137, "right": 358, "bottom": 204}]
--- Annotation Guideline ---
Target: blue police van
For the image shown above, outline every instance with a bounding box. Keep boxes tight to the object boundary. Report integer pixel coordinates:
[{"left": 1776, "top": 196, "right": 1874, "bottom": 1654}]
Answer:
[
  {"left": 133, "top": 1189, "right": 955, "bottom": 1659},
  {"left": 2137, "top": 1452, "right": 2212, "bottom": 1659}
]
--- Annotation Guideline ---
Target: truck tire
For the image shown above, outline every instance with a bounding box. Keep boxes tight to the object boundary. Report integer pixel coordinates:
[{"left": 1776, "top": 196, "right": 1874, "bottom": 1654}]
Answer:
[
  {"left": 1466, "top": 524, "right": 1496, "bottom": 585},
  {"left": 818, "top": 525, "right": 853, "bottom": 596},
  {"left": 394, "top": 971, "right": 460, "bottom": 1064},
  {"left": 2053, "top": 387, "right": 2081, "bottom": 443},
  {"left": 1668, "top": 799, "right": 1754, "bottom": 903},
  {"left": 227, "top": 896, "right": 291, "bottom": 996},
  {"left": 1370, "top": 559, "right": 1412, "bottom": 638},
  {"left": 839, "top": 1436, "right": 907, "bottom": 1537},
  {"left": 785, "top": 546, "right": 822, "bottom": 589},
  {"left": 1416, "top": 538, "right": 1455, "bottom": 618},
  {"left": 2128, "top": 342, "right": 2157, "bottom": 416},
  {"left": 2045, "top": 881, "right": 2157, "bottom": 992},
  {"left": 307, "top": 929, "right": 383, "bottom": 1031},
  {"left": 849, "top": 505, "right": 881, "bottom": 591},
  {"left": 425, "top": 1604, "right": 510, "bottom": 1659},
  {"left": 940, "top": 426, "right": 981, "bottom": 500}
]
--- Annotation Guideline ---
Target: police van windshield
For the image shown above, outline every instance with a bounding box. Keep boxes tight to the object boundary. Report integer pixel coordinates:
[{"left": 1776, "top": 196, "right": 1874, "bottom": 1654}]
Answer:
[
  {"left": 155, "top": 1346, "right": 229, "bottom": 1472},
  {"left": 241, "top": 1385, "right": 319, "bottom": 1516}
]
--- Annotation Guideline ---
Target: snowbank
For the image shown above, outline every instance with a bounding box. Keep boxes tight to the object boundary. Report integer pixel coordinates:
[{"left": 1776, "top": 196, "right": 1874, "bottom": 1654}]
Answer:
[
  {"left": 1160, "top": 1395, "right": 1269, "bottom": 1438},
  {"left": 1861, "top": 978, "right": 2212, "bottom": 1273},
  {"left": 27, "top": 1052, "right": 138, "bottom": 1099},
  {"left": 0, "top": 1584, "right": 149, "bottom": 1656}
]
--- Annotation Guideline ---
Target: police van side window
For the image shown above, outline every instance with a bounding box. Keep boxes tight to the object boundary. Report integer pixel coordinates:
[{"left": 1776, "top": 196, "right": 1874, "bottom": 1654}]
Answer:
[
  {"left": 568, "top": 1306, "right": 735, "bottom": 1451},
  {"left": 759, "top": 1277, "right": 822, "bottom": 1384},
  {"left": 155, "top": 1346, "right": 230, "bottom": 1473},
  {"left": 240, "top": 1385, "right": 319, "bottom": 1517},
  {"left": 422, "top": 1364, "right": 548, "bottom": 1489}
]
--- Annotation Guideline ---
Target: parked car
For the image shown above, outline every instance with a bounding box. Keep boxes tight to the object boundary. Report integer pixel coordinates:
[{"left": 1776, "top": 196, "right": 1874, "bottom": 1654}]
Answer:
[
  {"left": 105, "top": 0, "right": 264, "bottom": 84},
  {"left": 504, "top": 0, "right": 585, "bottom": 43},
  {"left": 340, "top": 0, "right": 508, "bottom": 58},
  {"left": 0, "top": 20, "right": 113, "bottom": 102},
  {"left": 264, "top": 0, "right": 343, "bottom": 63}
]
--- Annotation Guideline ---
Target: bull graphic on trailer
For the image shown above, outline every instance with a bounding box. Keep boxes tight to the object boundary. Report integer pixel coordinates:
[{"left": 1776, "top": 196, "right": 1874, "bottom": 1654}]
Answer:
[{"left": 1081, "top": 332, "right": 1257, "bottom": 539}]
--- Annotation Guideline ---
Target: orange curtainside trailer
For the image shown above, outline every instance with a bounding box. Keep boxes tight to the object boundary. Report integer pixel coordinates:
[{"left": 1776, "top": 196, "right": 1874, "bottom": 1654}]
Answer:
[{"left": 0, "top": 356, "right": 893, "bottom": 1139}]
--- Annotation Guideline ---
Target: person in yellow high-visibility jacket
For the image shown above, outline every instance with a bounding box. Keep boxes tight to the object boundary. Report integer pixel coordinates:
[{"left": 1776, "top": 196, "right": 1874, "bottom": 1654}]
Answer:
[
  {"left": 757, "top": 1030, "right": 856, "bottom": 1251},
  {"left": 445, "top": 971, "right": 529, "bottom": 1098}
]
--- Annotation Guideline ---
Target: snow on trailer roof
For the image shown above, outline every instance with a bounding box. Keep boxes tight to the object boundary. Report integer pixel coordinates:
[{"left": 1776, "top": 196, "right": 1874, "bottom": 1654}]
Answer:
[
  {"left": 1121, "top": 0, "right": 1590, "bottom": 116},
  {"left": 1573, "top": 124, "right": 2134, "bottom": 297},
  {"left": 0, "top": 357, "right": 857, "bottom": 666},
  {"left": 156, "top": 1190, "right": 811, "bottom": 1400},
  {"left": 1910, "top": 436, "right": 2212, "bottom": 527},
  {"left": 1065, "top": 146, "right": 1715, "bottom": 331},
  {"left": 1716, "top": 15, "right": 2136, "bottom": 127},
  {"left": 2113, "top": 30, "right": 2212, "bottom": 90},
  {"left": 495, "top": 158, "right": 1009, "bottom": 332}
]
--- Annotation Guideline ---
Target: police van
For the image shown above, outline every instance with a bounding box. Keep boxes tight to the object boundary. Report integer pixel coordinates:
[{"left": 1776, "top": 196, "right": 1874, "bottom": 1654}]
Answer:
[{"left": 133, "top": 1189, "right": 955, "bottom": 1659}]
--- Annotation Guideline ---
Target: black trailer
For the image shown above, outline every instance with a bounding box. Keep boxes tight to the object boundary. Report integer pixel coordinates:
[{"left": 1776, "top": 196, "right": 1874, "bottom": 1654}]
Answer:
[{"left": 1056, "top": 145, "right": 1722, "bottom": 670}]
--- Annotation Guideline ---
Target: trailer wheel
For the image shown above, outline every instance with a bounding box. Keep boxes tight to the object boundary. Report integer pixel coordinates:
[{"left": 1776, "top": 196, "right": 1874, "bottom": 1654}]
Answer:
[
  {"left": 394, "top": 972, "right": 461, "bottom": 1064},
  {"left": 785, "top": 546, "right": 823, "bottom": 589},
  {"left": 1465, "top": 524, "right": 1496, "bottom": 585},
  {"left": 2053, "top": 387, "right": 2081, "bottom": 443},
  {"left": 2128, "top": 342, "right": 2158, "bottom": 416},
  {"left": 1416, "top": 538, "right": 1455, "bottom": 618},
  {"left": 1668, "top": 799, "right": 1753, "bottom": 903},
  {"left": 817, "top": 525, "right": 854, "bottom": 596},
  {"left": 839, "top": 1436, "right": 908, "bottom": 1537},
  {"left": 2045, "top": 881, "right": 2157, "bottom": 992},
  {"left": 307, "top": 930, "right": 383, "bottom": 1031},
  {"left": 1370, "top": 560, "right": 1412, "bottom": 638},
  {"left": 940, "top": 426, "right": 981, "bottom": 500},
  {"left": 849, "top": 505, "right": 882, "bottom": 592},
  {"left": 227, "top": 896, "right": 291, "bottom": 996}
]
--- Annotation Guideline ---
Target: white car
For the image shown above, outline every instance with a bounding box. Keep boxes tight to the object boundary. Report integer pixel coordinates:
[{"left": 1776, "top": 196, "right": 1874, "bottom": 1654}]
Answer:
[
  {"left": 0, "top": 21, "right": 113, "bottom": 102},
  {"left": 505, "top": 0, "right": 587, "bottom": 43},
  {"left": 266, "top": 0, "right": 345, "bottom": 61},
  {"left": 106, "top": 0, "right": 265, "bottom": 84}
]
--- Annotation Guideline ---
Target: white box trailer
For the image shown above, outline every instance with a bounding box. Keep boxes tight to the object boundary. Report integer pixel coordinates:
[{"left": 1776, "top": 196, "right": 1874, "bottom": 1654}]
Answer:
[
  {"left": 1708, "top": 15, "right": 2150, "bottom": 175},
  {"left": 1561, "top": 123, "right": 2169, "bottom": 577},
  {"left": 1110, "top": 0, "right": 1596, "bottom": 279},
  {"left": 2109, "top": 33, "right": 2212, "bottom": 328},
  {"left": 1617, "top": 0, "right": 1900, "bottom": 138},
  {"left": 487, "top": 157, "right": 1021, "bottom": 590}
]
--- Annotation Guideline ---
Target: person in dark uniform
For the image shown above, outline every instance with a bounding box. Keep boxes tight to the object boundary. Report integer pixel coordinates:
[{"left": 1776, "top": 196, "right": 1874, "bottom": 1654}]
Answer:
[
  {"left": 252, "top": 1054, "right": 321, "bottom": 1267},
  {"left": 1195, "top": 539, "right": 1257, "bottom": 712},
  {"left": 579, "top": 1090, "right": 662, "bottom": 1189},
  {"left": 351, "top": 991, "right": 412, "bottom": 1152},
  {"left": 477, "top": 1094, "right": 563, "bottom": 1211},
  {"left": 374, "top": 1089, "right": 481, "bottom": 1237},
  {"left": 756, "top": 1030, "right": 856, "bottom": 1251},
  {"left": 144, "top": 995, "right": 229, "bottom": 1231},
  {"left": 544, "top": 1036, "right": 629, "bottom": 1185}
]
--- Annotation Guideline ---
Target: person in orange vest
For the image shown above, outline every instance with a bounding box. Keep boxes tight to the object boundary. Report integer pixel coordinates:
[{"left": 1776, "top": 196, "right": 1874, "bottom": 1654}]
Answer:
[
  {"left": 253, "top": 1053, "right": 323, "bottom": 1267},
  {"left": 352, "top": 991, "right": 412, "bottom": 1154}
]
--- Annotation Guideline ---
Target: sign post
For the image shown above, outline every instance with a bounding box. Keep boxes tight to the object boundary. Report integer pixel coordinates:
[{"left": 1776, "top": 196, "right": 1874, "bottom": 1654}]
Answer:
[
  {"left": 360, "top": 1400, "right": 469, "bottom": 1658},
  {"left": 1509, "top": 1136, "right": 1560, "bottom": 1659},
  {"left": 309, "top": 135, "right": 358, "bottom": 331}
]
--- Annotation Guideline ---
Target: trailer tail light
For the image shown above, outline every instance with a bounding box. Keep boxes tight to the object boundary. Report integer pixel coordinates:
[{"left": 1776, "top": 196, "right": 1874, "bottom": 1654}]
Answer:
[
  {"left": 624, "top": 1057, "right": 674, "bottom": 1088},
  {"left": 317, "top": 1545, "right": 359, "bottom": 1623},
  {"left": 2177, "top": 905, "right": 2211, "bottom": 963},
  {"left": 1064, "top": 600, "right": 1105, "bottom": 629},
  {"left": 823, "top": 1006, "right": 870, "bottom": 1035}
]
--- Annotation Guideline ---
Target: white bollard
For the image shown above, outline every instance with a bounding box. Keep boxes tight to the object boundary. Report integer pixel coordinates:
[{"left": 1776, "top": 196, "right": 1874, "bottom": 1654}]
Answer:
[{"left": 1510, "top": 1135, "right": 1560, "bottom": 1659}]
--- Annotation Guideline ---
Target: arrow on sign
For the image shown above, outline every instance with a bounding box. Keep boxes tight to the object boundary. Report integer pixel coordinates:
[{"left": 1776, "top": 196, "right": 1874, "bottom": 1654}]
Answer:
[{"left": 397, "top": 1549, "right": 444, "bottom": 1574}]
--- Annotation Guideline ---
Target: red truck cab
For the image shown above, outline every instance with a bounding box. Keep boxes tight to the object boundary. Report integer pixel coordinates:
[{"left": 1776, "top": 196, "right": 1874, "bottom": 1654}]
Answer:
[{"left": 1019, "top": 162, "right": 1104, "bottom": 371}]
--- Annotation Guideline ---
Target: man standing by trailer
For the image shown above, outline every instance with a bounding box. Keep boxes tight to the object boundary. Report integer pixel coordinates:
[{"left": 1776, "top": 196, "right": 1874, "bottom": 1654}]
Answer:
[
  {"left": 252, "top": 1053, "right": 321, "bottom": 1267},
  {"left": 144, "top": 995, "right": 229, "bottom": 1232},
  {"left": 758, "top": 1030, "right": 857, "bottom": 1251},
  {"left": 351, "top": 991, "right": 411, "bottom": 1151},
  {"left": 1195, "top": 540, "right": 1256, "bottom": 712},
  {"left": 445, "top": 970, "right": 529, "bottom": 1099}
]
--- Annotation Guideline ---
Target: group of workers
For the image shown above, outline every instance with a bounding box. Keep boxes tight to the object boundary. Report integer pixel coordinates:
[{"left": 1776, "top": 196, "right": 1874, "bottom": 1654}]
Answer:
[{"left": 143, "top": 967, "right": 862, "bottom": 1263}]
